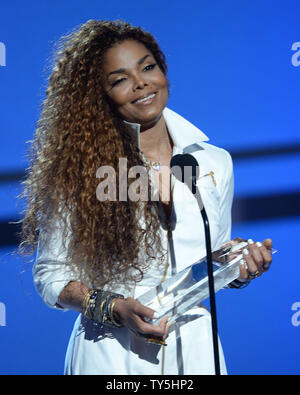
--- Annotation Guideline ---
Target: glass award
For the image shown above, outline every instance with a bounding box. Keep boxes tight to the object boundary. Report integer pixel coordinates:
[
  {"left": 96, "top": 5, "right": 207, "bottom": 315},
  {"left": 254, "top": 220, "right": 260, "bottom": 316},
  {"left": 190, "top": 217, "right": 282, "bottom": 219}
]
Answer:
[{"left": 137, "top": 240, "right": 277, "bottom": 331}]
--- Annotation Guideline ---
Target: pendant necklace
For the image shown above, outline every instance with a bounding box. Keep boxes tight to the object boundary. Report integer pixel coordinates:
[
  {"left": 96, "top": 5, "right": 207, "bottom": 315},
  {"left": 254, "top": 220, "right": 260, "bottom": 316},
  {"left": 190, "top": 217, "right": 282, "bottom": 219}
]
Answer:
[
  {"left": 150, "top": 159, "right": 161, "bottom": 171},
  {"left": 147, "top": 133, "right": 171, "bottom": 172}
]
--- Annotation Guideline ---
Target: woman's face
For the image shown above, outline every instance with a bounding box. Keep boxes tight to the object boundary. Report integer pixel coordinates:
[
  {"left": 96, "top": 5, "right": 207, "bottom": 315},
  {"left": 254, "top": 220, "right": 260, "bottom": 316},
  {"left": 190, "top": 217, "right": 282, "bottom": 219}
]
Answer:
[{"left": 102, "top": 39, "right": 169, "bottom": 128}]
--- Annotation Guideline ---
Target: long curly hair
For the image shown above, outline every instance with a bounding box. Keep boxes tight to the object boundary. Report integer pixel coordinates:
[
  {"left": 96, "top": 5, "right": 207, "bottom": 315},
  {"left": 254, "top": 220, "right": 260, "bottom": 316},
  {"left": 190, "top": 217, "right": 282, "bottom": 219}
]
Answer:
[{"left": 18, "top": 20, "right": 168, "bottom": 288}]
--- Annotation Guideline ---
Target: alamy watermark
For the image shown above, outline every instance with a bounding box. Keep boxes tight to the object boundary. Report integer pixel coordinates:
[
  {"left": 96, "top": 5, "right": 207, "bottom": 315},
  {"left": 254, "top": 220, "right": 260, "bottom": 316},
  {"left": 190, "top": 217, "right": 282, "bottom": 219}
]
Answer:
[
  {"left": 0, "top": 42, "right": 6, "bottom": 67},
  {"left": 95, "top": 159, "right": 197, "bottom": 204},
  {"left": 291, "top": 42, "right": 300, "bottom": 67},
  {"left": 291, "top": 302, "right": 300, "bottom": 327},
  {"left": 0, "top": 302, "right": 6, "bottom": 326}
]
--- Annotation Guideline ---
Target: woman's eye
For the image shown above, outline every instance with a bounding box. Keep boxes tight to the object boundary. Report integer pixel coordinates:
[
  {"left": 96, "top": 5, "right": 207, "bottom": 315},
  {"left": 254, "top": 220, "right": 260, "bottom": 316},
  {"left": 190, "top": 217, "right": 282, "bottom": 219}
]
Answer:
[
  {"left": 111, "top": 78, "right": 126, "bottom": 87},
  {"left": 143, "top": 64, "right": 157, "bottom": 71}
]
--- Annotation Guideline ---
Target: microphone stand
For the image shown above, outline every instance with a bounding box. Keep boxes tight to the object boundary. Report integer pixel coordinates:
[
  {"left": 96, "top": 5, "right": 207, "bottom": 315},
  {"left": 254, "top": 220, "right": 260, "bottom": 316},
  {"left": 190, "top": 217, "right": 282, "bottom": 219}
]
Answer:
[
  {"left": 192, "top": 178, "right": 221, "bottom": 375},
  {"left": 170, "top": 154, "right": 221, "bottom": 375}
]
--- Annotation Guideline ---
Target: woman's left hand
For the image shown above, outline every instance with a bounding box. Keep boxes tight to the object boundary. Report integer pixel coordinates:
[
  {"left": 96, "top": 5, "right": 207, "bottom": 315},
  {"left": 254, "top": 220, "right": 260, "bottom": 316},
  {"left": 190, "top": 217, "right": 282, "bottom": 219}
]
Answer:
[{"left": 238, "top": 238, "right": 273, "bottom": 282}]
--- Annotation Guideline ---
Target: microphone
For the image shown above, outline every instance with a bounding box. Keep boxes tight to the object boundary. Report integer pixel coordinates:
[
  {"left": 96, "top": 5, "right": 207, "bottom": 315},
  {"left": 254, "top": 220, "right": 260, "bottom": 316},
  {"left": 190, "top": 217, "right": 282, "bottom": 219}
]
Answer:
[
  {"left": 170, "top": 153, "right": 221, "bottom": 375},
  {"left": 170, "top": 153, "right": 199, "bottom": 194}
]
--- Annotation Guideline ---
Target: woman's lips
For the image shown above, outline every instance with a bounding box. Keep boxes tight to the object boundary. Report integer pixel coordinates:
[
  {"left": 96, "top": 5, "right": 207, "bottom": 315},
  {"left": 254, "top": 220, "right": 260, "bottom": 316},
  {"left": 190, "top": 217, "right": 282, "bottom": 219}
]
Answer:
[{"left": 132, "top": 92, "right": 157, "bottom": 105}]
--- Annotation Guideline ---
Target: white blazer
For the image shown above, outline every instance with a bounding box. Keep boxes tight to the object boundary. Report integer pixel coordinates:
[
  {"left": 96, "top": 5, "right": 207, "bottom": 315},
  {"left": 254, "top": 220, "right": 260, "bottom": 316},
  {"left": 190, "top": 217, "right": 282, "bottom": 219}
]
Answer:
[{"left": 33, "top": 107, "right": 233, "bottom": 375}]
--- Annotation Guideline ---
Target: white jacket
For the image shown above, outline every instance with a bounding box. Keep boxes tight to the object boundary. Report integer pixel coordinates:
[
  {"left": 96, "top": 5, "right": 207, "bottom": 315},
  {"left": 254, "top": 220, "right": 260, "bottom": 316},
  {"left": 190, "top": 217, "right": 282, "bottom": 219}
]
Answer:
[{"left": 33, "top": 107, "right": 233, "bottom": 375}]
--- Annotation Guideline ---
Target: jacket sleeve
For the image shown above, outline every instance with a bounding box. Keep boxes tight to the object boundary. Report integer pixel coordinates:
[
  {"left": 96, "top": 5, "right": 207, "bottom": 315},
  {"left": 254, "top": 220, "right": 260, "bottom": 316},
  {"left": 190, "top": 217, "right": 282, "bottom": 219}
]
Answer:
[
  {"left": 32, "top": 215, "right": 80, "bottom": 310},
  {"left": 216, "top": 150, "right": 234, "bottom": 248}
]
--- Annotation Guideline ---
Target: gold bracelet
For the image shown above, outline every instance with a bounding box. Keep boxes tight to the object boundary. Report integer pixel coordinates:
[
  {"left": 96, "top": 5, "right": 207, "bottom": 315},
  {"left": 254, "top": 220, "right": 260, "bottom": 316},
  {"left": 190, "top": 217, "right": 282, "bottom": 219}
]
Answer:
[
  {"left": 109, "top": 298, "right": 123, "bottom": 328},
  {"left": 99, "top": 299, "right": 106, "bottom": 323},
  {"left": 82, "top": 289, "right": 93, "bottom": 315}
]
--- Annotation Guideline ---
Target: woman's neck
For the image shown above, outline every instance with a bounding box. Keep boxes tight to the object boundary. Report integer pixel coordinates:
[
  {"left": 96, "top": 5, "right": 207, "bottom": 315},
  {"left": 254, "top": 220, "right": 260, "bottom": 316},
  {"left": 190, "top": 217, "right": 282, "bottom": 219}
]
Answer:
[{"left": 139, "top": 115, "right": 170, "bottom": 157}]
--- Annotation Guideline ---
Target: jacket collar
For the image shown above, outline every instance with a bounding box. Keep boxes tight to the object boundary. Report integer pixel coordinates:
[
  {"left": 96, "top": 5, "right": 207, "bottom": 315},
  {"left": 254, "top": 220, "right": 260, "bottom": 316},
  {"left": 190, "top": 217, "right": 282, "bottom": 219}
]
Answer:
[{"left": 123, "top": 107, "right": 209, "bottom": 150}]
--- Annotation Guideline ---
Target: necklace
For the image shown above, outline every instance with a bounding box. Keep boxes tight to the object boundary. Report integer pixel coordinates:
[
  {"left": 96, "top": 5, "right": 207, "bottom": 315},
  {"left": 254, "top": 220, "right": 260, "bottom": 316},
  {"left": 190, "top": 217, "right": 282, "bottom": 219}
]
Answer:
[
  {"left": 150, "top": 160, "right": 162, "bottom": 171},
  {"left": 146, "top": 133, "right": 171, "bottom": 172}
]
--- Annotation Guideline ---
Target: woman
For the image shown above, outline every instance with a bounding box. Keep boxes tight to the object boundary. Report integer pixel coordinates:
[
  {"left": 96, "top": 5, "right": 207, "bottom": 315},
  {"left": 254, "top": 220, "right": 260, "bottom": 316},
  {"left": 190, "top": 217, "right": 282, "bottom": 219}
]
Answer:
[{"left": 20, "top": 20, "right": 273, "bottom": 375}]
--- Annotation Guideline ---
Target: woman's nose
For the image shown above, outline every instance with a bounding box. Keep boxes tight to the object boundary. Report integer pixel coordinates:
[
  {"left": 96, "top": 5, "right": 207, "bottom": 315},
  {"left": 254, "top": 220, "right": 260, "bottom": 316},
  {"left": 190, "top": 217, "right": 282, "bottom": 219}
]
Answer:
[{"left": 132, "top": 73, "right": 148, "bottom": 91}]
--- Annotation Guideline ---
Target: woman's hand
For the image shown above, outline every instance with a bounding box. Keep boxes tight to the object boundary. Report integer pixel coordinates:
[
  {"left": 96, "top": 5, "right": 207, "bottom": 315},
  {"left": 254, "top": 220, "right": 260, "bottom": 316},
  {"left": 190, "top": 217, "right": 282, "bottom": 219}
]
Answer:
[
  {"left": 238, "top": 238, "right": 273, "bottom": 282},
  {"left": 113, "top": 297, "right": 170, "bottom": 341}
]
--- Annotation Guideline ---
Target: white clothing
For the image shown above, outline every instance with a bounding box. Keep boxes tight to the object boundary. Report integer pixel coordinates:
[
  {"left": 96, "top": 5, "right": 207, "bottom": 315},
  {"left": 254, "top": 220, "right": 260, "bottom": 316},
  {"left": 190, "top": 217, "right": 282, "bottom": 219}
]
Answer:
[{"left": 33, "top": 107, "right": 234, "bottom": 375}]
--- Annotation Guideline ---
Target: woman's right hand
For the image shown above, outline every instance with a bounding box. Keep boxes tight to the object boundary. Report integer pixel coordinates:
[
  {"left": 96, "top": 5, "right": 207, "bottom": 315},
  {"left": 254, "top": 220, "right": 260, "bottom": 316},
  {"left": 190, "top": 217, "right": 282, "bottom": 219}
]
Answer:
[{"left": 113, "top": 297, "right": 170, "bottom": 340}]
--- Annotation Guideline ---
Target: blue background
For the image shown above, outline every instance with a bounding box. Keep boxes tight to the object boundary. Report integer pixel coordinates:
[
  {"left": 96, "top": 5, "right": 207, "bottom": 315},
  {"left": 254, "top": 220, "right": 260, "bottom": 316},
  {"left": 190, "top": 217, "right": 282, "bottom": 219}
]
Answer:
[{"left": 0, "top": 0, "right": 299, "bottom": 375}]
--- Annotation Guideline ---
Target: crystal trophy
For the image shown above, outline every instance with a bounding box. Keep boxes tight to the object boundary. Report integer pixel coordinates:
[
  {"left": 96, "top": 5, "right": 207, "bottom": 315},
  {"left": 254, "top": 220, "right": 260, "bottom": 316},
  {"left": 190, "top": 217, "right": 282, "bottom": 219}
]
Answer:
[{"left": 137, "top": 240, "right": 277, "bottom": 336}]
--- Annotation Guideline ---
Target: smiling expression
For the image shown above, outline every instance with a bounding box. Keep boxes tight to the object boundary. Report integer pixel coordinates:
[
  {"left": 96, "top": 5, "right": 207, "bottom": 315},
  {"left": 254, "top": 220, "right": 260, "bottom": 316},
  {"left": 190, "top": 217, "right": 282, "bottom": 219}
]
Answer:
[{"left": 102, "top": 39, "right": 169, "bottom": 128}]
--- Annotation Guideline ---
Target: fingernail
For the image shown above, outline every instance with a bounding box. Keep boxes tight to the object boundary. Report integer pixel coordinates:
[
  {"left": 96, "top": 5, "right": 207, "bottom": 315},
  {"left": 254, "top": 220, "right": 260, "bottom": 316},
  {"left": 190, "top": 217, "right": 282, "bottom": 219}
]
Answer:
[
  {"left": 243, "top": 248, "right": 249, "bottom": 256},
  {"left": 263, "top": 263, "right": 270, "bottom": 270},
  {"left": 240, "top": 258, "right": 248, "bottom": 269},
  {"left": 256, "top": 241, "right": 263, "bottom": 247},
  {"left": 248, "top": 239, "right": 254, "bottom": 244}
]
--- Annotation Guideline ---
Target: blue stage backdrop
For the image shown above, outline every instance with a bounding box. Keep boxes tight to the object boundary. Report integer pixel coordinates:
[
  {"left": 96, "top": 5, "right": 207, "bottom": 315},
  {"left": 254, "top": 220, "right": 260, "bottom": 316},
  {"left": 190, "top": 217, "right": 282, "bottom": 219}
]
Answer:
[{"left": 0, "top": 0, "right": 299, "bottom": 375}]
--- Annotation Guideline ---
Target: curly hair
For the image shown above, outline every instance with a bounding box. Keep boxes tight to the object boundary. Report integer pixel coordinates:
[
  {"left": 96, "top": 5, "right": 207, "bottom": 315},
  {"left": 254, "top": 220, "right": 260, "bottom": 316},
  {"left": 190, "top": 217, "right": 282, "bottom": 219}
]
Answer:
[{"left": 19, "top": 20, "right": 168, "bottom": 288}]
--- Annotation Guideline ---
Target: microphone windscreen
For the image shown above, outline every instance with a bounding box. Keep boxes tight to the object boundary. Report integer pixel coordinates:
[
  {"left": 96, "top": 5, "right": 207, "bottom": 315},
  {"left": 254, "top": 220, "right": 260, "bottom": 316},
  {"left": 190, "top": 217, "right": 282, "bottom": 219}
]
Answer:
[{"left": 170, "top": 154, "right": 199, "bottom": 183}]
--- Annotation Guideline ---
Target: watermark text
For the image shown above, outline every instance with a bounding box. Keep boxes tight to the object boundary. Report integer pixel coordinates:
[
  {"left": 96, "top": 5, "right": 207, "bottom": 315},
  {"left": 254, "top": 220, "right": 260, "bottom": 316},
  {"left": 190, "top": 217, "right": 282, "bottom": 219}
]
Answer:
[
  {"left": 291, "top": 302, "right": 300, "bottom": 327},
  {"left": 95, "top": 159, "right": 197, "bottom": 204},
  {"left": 291, "top": 42, "right": 300, "bottom": 67},
  {"left": 0, "top": 302, "right": 6, "bottom": 326},
  {"left": 0, "top": 42, "right": 6, "bottom": 67}
]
